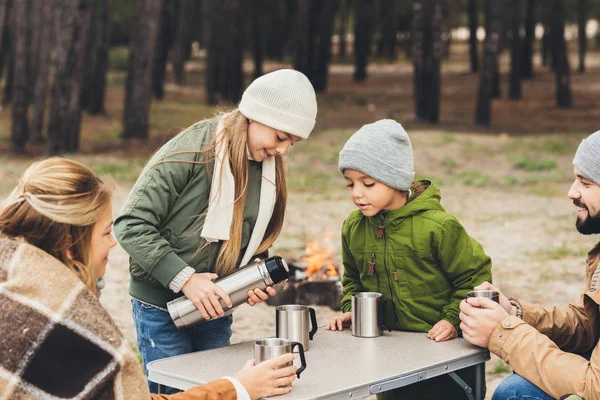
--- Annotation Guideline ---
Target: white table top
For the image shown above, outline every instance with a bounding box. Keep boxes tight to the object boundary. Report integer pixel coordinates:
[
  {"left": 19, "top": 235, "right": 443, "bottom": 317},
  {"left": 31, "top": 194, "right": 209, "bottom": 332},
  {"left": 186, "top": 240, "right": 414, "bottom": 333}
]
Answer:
[{"left": 148, "top": 328, "right": 489, "bottom": 399}]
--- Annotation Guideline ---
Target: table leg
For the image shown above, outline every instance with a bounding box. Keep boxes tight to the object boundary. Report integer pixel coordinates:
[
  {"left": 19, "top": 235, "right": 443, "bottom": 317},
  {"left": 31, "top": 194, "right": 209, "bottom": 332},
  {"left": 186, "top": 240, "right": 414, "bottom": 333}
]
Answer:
[{"left": 474, "top": 362, "right": 485, "bottom": 400}]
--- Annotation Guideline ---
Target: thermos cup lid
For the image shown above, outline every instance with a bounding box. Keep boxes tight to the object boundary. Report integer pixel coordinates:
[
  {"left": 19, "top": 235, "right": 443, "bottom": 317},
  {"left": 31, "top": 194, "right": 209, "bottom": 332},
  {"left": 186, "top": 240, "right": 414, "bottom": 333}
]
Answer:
[{"left": 265, "top": 256, "right": 289, "bottom": 284}]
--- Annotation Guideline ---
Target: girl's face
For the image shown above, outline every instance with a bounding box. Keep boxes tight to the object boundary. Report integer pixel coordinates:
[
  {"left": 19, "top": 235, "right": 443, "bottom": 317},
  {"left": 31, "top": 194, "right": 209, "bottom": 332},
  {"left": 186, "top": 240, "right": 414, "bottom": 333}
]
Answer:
[
  {"left": 247, "top": 121, "right": 301, "bottom": 162},
  {"left": 344, "top": 169, "right": 408, "bottom": 217},
  {"left": 89, "top": 202, "right": 117, "bottom": 279}
]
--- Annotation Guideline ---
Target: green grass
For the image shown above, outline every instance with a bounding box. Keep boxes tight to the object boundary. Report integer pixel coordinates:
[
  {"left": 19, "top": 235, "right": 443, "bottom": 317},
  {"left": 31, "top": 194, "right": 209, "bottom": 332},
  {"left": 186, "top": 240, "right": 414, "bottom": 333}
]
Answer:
[
  {"left": 488, "top": 360, "right": 512, "bottom": 375},
  {"left": 530, "top": 245, "right": 588, "bottom": 261},
  {"left": 513, "top": 156, "right": 557, "bottom": 172}
]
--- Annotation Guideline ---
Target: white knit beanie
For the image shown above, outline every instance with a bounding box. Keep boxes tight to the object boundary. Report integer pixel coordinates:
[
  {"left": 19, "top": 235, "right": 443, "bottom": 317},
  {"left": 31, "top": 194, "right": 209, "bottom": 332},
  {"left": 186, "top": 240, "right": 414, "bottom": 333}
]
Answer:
[{"left": 238, "top": 69, "right": 317, "bottom": 139}]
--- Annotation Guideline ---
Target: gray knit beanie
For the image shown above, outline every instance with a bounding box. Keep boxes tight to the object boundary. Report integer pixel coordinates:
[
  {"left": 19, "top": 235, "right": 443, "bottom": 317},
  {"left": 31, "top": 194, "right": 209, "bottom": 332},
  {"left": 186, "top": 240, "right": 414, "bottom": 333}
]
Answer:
[
  {"left": 573, "top": 130, "right": 600, "bottom": 185},
  {"left": 239, "top": 69, "right": 317, "bottom": 139},
  {"left": 338, "top": 119, "right": 415, "bottom": 191}
]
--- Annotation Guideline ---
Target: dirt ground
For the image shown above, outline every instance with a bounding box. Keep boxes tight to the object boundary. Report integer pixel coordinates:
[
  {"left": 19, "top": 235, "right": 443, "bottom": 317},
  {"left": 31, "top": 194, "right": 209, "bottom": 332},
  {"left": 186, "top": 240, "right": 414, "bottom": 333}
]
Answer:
[{"left": 4, "top": 43, "right": 600, "bottom": 399}]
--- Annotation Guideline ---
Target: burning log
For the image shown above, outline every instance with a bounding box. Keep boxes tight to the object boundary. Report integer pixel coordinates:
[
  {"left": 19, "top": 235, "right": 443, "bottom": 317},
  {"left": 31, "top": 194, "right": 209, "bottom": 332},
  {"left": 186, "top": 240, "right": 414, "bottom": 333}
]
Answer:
[{"left": 267, "top": 234, "right": 343, "bottom": 310}]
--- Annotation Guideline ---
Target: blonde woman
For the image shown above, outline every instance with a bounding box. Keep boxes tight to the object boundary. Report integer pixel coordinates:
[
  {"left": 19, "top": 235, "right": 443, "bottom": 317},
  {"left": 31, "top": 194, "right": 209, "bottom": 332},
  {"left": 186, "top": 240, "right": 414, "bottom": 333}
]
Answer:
[
  {"left": 114, "top": 69, "right": 318, "bottom": 393},
  {"left": 0, "top": 158, "right": 298, "bottom": 400}
]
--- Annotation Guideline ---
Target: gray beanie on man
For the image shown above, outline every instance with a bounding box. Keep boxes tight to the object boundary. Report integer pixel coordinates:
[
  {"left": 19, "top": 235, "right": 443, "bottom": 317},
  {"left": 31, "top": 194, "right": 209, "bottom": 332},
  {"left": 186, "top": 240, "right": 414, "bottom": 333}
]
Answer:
[
  {"left": 573, "top": 130, "right": 600, "bottom": 185},
  {"left": 338, "top": 119, "right": 415, "bottom": 191}
]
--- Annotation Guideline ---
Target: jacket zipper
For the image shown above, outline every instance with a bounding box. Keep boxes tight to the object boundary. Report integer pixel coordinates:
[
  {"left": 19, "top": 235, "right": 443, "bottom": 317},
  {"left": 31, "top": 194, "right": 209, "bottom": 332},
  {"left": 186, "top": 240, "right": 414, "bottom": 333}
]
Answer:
[
  {"left": 368, "top": 253, "right": 375, "bottom": 276},
  {"left": 379, "top": 212, "right": 403, "bottom": 330}
]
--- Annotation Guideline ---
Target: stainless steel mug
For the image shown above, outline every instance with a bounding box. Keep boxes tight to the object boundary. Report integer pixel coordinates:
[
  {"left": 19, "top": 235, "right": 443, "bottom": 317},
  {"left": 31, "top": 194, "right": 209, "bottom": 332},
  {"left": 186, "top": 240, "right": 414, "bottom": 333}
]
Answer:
[
  {"left": 254, "top": 338, "right": 307, "bottom": 378},
  {"left": 276, "top": 305, "right": 318, "bottom": 351},
  {"left": 167, "top": 256, "right": 290, "bottom": 329},
  {"left": 467, "top": 290, "right": 499, "bottom": 303},
  {"left": 351, "top": 292, "right": 396, "bottom": 338}
]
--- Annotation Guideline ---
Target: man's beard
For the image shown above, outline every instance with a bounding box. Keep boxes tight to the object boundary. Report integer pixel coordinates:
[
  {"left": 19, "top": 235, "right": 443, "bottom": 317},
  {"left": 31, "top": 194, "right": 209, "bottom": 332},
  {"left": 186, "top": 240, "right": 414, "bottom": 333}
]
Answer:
[{"left": 575, "top": 200, "right": 600, "bottom": 235}]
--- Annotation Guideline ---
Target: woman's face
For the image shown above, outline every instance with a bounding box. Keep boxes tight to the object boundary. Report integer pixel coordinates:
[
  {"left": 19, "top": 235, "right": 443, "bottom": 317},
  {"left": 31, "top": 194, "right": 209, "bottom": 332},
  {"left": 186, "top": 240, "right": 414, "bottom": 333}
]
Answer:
[
  {"left": 89, "top": 202, "right": 117, "bottom": 279},
  {"left": 247, "top": 121, "right": 301, "bottom": 162}
]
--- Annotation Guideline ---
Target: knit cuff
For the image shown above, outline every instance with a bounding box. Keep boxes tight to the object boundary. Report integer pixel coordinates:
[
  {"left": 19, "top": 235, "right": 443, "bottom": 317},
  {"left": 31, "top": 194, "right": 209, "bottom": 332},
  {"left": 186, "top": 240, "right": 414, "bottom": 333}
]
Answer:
[
  {"left": 224, "top": 376, "right": 251, "bottom": 400},
  {"left": 168, "top": 266, "right": 195, "bottom": 293}
]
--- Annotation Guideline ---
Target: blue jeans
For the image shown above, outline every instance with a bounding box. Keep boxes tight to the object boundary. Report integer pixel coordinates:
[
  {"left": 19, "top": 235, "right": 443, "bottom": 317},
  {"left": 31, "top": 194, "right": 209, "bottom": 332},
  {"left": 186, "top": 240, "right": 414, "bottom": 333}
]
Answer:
[
  {"left": 492, "top": 351, "right": 592, "bottom": 400},
  {"left": 131, "top": 298, "right": 233, "bottom": 394},
  {"left": 491, "top": 374, "right": 553, "bottom": 400}
]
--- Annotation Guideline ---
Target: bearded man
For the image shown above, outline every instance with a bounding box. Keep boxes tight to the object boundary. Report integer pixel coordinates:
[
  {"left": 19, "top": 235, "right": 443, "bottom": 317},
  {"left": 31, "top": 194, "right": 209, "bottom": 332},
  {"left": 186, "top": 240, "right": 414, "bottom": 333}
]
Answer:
[{"left": 459, "top": 130, "right": 600, "bottom": 400}]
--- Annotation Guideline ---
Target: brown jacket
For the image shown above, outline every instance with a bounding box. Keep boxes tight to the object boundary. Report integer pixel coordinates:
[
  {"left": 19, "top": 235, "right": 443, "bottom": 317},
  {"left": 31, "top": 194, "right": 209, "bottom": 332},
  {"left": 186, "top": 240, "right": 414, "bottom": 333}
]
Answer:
[{"left": 489, "top": 241, "right": 600, "bottom": 400}]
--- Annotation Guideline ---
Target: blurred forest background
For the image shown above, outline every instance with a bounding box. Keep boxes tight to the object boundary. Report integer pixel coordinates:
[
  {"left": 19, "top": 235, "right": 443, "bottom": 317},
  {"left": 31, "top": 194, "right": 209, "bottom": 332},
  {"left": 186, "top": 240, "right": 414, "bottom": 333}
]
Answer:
[{"left": 1, "top": 0, "right": 600, "bottom": 156}]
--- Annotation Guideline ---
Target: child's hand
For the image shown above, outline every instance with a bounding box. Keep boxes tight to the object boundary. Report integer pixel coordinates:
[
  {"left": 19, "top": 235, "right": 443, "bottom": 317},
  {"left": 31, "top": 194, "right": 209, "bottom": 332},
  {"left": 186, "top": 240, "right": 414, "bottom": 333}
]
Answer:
[
  {"left": 181, "top": 273, "right": 233, "bottom": 320},
  {"left": 428, "top": 320, "right": 458, "bottom": 342},
  {"left": 247, "top": 286, "right": 277, "bottom": 306},
  {"left": 326, "top": 312, "right": 352, "bottom": 331}
]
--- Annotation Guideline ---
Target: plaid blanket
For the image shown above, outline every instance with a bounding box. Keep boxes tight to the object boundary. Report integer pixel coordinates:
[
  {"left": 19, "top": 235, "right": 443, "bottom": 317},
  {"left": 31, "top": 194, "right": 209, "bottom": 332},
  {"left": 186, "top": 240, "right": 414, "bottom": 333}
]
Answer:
[{"left": 0, "top": 238, "right": 151, "bottom": 399}]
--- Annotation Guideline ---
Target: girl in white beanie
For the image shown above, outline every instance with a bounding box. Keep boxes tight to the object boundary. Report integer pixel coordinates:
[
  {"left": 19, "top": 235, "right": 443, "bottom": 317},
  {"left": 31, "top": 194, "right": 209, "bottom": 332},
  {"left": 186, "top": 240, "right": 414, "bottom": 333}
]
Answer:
[{"left": 114, "top": 69, "right": 317, "bottom": 394}]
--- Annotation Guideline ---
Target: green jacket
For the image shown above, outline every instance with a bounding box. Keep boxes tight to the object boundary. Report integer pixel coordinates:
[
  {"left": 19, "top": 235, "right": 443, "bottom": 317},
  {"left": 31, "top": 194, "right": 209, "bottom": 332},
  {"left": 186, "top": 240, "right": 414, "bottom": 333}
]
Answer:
[
  {"left": 114, "top": 120, "right": 263, "bottom": 308},
  {"left": 340, "top": 180, "right": 492, "bottom": 331}
]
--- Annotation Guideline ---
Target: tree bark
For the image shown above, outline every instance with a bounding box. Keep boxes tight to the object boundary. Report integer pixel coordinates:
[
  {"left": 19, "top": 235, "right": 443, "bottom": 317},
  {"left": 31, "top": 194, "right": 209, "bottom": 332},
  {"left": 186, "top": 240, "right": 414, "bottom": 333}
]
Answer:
[
  {"left": 578, "top": 0, "right": 586, "bottom": 73},
  {"left": 293, "top": 0, "right": 312, "bottom": 79},
  {"left": 311, "top": 0, "right": 338, "bottom": 92},
  {"left": 412, "top": 0, "right": 446, "bottom": 123},
  {"left": 353, "top": 0, "right": 375, "bottom": 81},
  {"left": 152, "top": 1, "right": 175, "bottom": 100},
  {"left": 47, "top": 0, "right": 93, "bottom": 155},
  {"left": 376, "top": 0, "right": 398, "bottom": 62},
  {"left": 338, "top": 0, "right": 347, "bottom": 60},
  {"left": 475, "top": 0, "right": 504, "bottom": 126},
  {"left": 82, "top": 0, "right": 112, "bottom": 114},
  {"left": 509, "top": 0, "right": 522, "bottom": 100},
  {"left": 30, "top": 0, "right": 55, "bottom": 143},
  {"left": 203, "top": 0, "right": 243, "bottom": 105},
  {"left": 521, "top": 0, "right": 535, "bottom": 78},
  {"left": 122, "top": 0, "right": 162, "bottom": 139},
  {"left": 468, "top": 0, "right": 478, "bottom": 73},
  {"left": 172, "top": 0, "right": 195, "bottom": 85},
  {"left": 249, "top": 0, "right": 264, "bottom": 79},
  {"left": 10, "top": 0, "right": 29, "bottom": 152},
  {"left": 2, "top": 2, "right": 14, "bottom": 105},
  {"left": 550, "top": 0, "right": 571, "bottom": 107},
  {"left": 0, "top": 0, "right": 10, "bottom": 84}
]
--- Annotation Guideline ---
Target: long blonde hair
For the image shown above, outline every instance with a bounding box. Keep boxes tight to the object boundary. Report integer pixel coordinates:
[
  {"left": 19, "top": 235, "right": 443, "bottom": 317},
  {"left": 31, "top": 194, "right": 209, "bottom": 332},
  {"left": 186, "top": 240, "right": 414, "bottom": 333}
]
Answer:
[
  {"left": 0, "top": 158, "right": 112, "bottom": 292},
  {"left": 155, "top": 109, "right": 287, "bottom": 276}
]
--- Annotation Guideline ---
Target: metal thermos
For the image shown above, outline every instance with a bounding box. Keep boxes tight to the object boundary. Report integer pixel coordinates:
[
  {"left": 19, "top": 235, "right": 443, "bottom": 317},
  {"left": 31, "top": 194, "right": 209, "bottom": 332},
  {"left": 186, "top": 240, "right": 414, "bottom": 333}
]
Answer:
[
  {"left": 167, "top": 256, "right": 290, "bottom": 329},
  {"left": 276, "top": 305, "right": 318, "bottom": 351},
  {"left": 254, "top": 338, "right": 307, "bottom": 378},
  {"left": 351, "top": 292, "right": 396, "bottom": 338}
]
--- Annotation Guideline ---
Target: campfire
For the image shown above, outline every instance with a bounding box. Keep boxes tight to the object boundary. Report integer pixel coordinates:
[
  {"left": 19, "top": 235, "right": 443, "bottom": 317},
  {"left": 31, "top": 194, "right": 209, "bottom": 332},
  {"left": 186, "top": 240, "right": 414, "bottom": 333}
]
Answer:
[{"left": 267, "top": 232, "right": 343, "bottom": 310}]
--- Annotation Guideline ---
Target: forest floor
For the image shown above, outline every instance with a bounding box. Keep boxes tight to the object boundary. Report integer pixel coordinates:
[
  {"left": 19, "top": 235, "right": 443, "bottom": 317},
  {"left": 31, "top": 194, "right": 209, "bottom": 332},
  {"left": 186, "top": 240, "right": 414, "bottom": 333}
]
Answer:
[{"left": 2, "top": 43, "right": 600, "bottom": 398}]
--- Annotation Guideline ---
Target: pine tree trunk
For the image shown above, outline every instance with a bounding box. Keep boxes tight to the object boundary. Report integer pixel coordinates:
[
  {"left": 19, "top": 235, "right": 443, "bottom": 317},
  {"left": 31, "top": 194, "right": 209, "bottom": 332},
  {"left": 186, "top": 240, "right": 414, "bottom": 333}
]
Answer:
[
  {"left": 578, "top": 0, "right": 586, "bottom": 73},
  {"left": 250, "top": 1, "right": 263, "bottom": 79},
  {"left": 47, "top": 0, "right": 93, "bottom": 155},
  {"left": 0, "top": 0, "right": 10, "bottom": 84},
  {"left": 172, "top": 0, "right": 195, "bottom": 85},
  {"left": 468, "top": 0, "right": 478, "bottom": 73},
  {"left": 122, "top": 0, "right": 162, "bottom": 139},
  {"left": 475, "top": 0, "right": 504, "bottom": 126},
  {"left": 338, "top": 0, "right": 347, "bottom": 60},
  {"left": 152, "top": 1, "right": 175, "bottom": 100},
  {"left": 377, "top": 0, "right": 398, "bottom": 62},
  {"left": 551, "top": 0, "right": 572, "bottom": 107},
  {"left": 30, "top": 0, "right": 54, "bottom": 143},
  {"left": 2, "top": 2, "right": 14, "bottom": 105},
  {"left": 10, "top": 0, "right": 29, "bottom": 153},
  {"left": 509, "top": 0, "right": 522, "bottom": 100},
  {"left": 293, "top": 0, "right": 312, "bottom": 79},
  {"left": 82, "top": 0, "right": 111, "bottom": 114},
  {"left": 353, "top": 0, "right": 375, "bottom": 81},
  {"left": 312, "top": 0, "right": 338, "bottom": 92},
  {"left": 521, "top": 0, "right": 535, "bottom": 78},
  {"left": 413, "top": 0, "right": 445, "bottom": 123}
]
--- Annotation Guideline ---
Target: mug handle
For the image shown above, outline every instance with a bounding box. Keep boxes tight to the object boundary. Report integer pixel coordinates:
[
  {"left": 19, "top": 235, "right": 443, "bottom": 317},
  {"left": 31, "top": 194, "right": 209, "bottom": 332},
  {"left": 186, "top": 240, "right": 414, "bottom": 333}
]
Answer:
[
  {"left": 379, "top": 298, "right": 397, "bottom": 332},
  {"left": 290, "top": 342, "right": 307, "bottom": 378},
  {"left": 308, "top": 307, "right": 318, "bottom": 340}
]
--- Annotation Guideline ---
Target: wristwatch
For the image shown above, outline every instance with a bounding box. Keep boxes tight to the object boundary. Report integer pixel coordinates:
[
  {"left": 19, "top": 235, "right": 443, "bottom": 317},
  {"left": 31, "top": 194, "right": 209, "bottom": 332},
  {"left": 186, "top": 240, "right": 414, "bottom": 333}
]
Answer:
[{"left": 509, "top": 299, "right": 523, "bottom": 319}]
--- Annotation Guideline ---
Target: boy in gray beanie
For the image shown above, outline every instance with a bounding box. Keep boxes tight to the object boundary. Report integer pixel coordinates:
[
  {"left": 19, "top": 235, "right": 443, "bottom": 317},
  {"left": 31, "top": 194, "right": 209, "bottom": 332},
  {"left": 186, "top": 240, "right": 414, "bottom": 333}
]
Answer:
[{"left": 328, "top": 119, "right": 492, "bottom": 400}]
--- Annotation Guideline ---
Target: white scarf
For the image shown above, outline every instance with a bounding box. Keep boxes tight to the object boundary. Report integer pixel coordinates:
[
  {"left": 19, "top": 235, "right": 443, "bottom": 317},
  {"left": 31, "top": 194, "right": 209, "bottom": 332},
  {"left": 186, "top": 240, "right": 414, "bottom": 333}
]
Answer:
[{"left": 200, "top": 118, "right": 277, "bottom": 267}]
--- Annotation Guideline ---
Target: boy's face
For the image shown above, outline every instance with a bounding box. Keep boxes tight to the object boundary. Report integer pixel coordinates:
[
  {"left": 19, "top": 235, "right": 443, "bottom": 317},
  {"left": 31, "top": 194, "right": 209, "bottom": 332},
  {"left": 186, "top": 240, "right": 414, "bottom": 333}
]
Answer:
[
  {"left": 344, "top": 169, "right": 407, "bottom": 217},
  {"left": 568, "top": 167, "right": 600, "bottom": 234}
]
